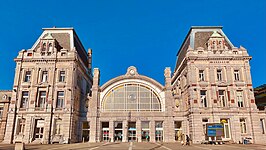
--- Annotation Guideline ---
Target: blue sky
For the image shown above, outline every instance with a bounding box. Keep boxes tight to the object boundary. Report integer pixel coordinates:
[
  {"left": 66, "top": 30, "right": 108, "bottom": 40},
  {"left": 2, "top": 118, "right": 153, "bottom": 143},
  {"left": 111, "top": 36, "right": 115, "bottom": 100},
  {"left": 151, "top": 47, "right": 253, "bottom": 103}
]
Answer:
[{"left": 0, "top": 0, "right": 265, "bottom": 90}]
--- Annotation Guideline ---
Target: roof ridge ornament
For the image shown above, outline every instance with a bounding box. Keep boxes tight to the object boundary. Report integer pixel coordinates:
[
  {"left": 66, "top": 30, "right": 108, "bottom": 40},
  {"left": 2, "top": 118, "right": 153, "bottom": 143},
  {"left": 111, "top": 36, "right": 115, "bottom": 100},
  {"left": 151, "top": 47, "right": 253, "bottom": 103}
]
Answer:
[
  {"left": 126, "top": 66, "right": 138, "bottom": 76},
  {"left": 43, "top": 33, "right": 54, "bottom": 39},
  {"left": 211, "top": 31, "right": 223, "bottom": 38}
]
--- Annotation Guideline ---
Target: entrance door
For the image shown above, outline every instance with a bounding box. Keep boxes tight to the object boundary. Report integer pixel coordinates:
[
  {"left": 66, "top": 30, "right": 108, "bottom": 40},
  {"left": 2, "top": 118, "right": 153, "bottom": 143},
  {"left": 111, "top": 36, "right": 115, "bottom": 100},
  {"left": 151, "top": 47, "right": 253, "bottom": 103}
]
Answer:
[
  {"left": 102, "top": 122, "right": 109, "bottom": 142},
  {"left": 82, "top": 122, "right": 90, "bottom": 142},
  {"left": 34, "top": 119, "right": 44, "bottom": 140},
  {"left": 102, "top": 128, "right": 109, "bottom": 142},
  {"left": 141, "top": 121, "right": 150, "bottom": 142},
  {"left": 128, "top": 122, "right": 137, "bottom": 142},
  {"left": 114, "top": 122, "right": 123, "bottom": 142},
  {"left": 141, "top": 130, "right": 150, "bottom": 142},
  {"left": 155, "top": 121, "right": 163, "bottom": 142},
  {"left": 220, "top": 119, "right": 231, "bottom": 140},
  {"left": 174, "top": 121, "right": 182, "bottom": 141}
]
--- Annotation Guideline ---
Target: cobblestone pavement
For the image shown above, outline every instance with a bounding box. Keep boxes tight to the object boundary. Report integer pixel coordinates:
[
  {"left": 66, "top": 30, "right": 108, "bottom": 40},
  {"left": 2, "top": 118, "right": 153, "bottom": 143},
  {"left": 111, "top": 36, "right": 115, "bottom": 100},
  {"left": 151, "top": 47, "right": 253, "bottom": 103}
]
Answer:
[{"left": 0, "top": 142, "right": 266, "bottom": 150}]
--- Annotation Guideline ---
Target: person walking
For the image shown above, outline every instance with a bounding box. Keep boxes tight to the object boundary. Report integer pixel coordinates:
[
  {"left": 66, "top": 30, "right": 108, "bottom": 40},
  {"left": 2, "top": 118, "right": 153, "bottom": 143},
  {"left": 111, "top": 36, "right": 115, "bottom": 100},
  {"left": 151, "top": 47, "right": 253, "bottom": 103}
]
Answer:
[{"left": 186, "top": 135, "right": 190, "bottom": 146}]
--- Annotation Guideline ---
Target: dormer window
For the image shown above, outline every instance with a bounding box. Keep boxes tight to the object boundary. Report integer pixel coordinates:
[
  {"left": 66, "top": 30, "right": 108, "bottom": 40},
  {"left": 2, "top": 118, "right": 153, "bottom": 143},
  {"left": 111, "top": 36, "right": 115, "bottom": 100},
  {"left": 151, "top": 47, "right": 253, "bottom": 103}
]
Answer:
[
  {"left": 42, "top": 43, "right": 46, "bottom": 51},
  {"left": 207, "top": 31, "right": 228, "bottom": 51},
  {"left": 233, "top": 51, "right": 238, "bottom": 54},
  {"left": 48, "top": 43, "right": 53, "bottom": 52}
]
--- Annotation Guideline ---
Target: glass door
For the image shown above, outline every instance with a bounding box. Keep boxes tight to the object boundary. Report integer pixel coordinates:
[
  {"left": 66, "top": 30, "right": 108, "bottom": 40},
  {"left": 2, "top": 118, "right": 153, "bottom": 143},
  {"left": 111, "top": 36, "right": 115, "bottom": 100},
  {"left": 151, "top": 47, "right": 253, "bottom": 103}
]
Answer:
[
  {"left": 128, "top": 122, "right": 136, "bottom": 142},
  {"left": 141, "top": 121, "right": 150, "bottom": 142},
  {"left": 102, "top": 128, "right": 109, "bottom": 142},
  {"left": 114, "top": 122, "right": 123, "bottom": 142},
  {"left": 174, "top": 121, "right": 182, "bottom": 141},
  {"left": 82, "top": 122, "right": 90, "bottom": 142},
  {"left": 155, "top": 121, "right": 163, "bottom": 142},
  {"left": 220, "top": 119, "right": 231, "bottom": 140},
  {"left": 102, "top": 122, "right": 109, "bottom": 142}
]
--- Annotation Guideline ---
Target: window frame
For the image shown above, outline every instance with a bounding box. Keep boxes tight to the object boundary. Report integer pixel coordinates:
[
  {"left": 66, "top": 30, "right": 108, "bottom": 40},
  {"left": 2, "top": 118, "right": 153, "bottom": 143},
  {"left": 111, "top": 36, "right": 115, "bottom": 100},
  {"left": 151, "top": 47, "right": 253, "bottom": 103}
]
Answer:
[
  {"left": 0, "top": 106, "right": 3, "bottom": 119},
  {"left": 260, "top": 119, "right": 265, "bottom": 134},
  {"left": 234, "top": 70, "right": 240, "bottom": 81},
  {"left": 217, "top": 69, "right": 222, "bottom": 81},
  {"left": 199, "top": 70, "right": 205, "bottom": 81},
  {"left": 236, "top": 91, "right": 244, "bottom": 107},
  {"left": 56, "top": 91, "right": 65, "bottom": 108},
  {"left": 36, "top": 91, "right": 46, "bottom": 108},
  {"left": 17, "top": 118, "right": 26, "bottom": 135},
  {"left": 20, "top": 91, "right": 29, "bottom": 108},
  {"left": 218, "top": 90, "right": 227, "bottom": 107},
  {"left": 24, "top": 71, "right": 31, "bottom": 82},
  {"left": 59, "top": 71, "right": 66, "bottom": 82},
  {"left": 41, "top": 71, "right": 48, "bottom": 83},
  {"left": 240, "top": 118, "right": 247, "bottom": 134},
  {"left": 200, "top": 90, "right": 207, "bottom": 107}
]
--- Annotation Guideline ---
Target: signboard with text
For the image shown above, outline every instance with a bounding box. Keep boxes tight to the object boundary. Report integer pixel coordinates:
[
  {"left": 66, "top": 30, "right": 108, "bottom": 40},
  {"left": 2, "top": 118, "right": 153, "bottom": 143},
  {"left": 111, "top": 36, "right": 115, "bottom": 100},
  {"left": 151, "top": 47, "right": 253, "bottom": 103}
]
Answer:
[{"left": 206, "top": 123, "right": 224, "bottom": 137}]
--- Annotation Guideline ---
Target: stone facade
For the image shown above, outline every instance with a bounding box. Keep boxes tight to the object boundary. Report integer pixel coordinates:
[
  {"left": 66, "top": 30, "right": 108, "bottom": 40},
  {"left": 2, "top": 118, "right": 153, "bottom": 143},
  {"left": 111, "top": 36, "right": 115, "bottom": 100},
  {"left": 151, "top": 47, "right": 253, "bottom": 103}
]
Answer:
[
  {"left": 2, "top": 26, "right": 266, "bottom": 144},
  {"left": 0, "top": 91, "right": 12, "bottom": 142},
  {"left": 171, "top": 26, "right": 266, "bottom": 144},
  {"left": 2, "top": 28, "right": 92, "bottom": 144}
]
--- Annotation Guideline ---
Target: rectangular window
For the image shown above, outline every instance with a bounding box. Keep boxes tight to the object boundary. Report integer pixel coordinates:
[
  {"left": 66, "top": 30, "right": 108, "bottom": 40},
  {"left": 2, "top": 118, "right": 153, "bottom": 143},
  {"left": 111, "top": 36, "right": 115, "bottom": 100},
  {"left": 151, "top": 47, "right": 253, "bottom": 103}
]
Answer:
[
  {"left": 56, "top": 91, "right": 64, "bottom": 108},
  {"left": 37, "top": 91, "right": 46, "bottom": 108},
  {"left": 0, "top": 106, "right": 3, "bottom": 119},
  {"left": 199, "top": 70, "right": 205, "bottom": 81},
  {"left": 17, "top": 118, "right": 26, "bottom": 135},
  {"left": 217, "top": 70, "right": 222, "bottom": 81},
  {"left": 261, "top": 119, "right": 265, "bottom": 134},
  {"left": 200, "top": 90, "right": 207, "bottom": 107},
  {"left": 24, "top": 71, "right": 31, "bottom": 82},
  {"left": 240, "top": 118, "right": 247, "bottom": 134},
  {"left": 20, "top": 91, "right": 29, "bottom": 108},
  {"left": 219, "top": 90, "right": 227, "bottom": 107},
  {"left": 236, "top": 91, "right": 244, "bottom": 107},
  {"left": 234, "top": 70, "right": 240, "bottom": 81},
  {"left": 59, "top": 71, "right": 65, "bottom": 82},
  {"left": 41, "top": 71, "right": 48, "bottom": 82},
  {"left": 54, "top": 119, "right": 62, "bottom": 135}
]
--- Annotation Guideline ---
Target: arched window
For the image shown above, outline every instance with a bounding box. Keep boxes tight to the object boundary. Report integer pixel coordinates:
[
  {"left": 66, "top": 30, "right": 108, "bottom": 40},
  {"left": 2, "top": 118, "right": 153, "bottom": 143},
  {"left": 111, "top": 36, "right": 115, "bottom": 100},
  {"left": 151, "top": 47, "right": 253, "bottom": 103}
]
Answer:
[
  {"left": 42, "top": 43, "right": 46, "bottom": 51},
  {"left": 48, "top": 43, "right": 53, "bottom": 53},
  {"left": 102, "top": 83, "right": 161, "bottom": 112}
]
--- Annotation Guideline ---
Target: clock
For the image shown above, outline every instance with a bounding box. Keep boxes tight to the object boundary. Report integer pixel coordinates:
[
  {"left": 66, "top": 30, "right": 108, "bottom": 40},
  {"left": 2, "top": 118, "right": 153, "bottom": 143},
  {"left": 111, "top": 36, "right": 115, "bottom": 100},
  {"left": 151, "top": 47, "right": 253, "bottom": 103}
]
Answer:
[{"left": 129, "top": 69, "right": 135, "bottom": 75}]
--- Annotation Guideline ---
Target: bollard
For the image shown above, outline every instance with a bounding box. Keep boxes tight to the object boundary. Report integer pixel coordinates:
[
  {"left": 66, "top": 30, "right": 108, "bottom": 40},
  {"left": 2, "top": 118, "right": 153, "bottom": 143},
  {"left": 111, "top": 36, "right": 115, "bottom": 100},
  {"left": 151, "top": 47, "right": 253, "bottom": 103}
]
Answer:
[{"left": 15, "top": 143, "right": 25, "bottom": 150}]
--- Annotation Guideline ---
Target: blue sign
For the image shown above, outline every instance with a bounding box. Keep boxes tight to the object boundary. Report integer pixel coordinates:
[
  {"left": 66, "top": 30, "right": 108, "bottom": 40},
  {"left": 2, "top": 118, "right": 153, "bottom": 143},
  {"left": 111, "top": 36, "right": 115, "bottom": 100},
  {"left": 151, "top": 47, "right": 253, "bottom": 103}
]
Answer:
[{"left": 206, "top": 123, "right": 224, "bottom": 137}]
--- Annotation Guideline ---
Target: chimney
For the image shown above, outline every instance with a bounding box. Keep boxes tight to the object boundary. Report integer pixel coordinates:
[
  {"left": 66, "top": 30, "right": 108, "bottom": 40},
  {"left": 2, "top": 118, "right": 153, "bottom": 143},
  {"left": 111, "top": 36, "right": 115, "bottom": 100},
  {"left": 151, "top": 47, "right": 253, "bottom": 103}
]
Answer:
[{"left": 88, "top": 48, "right": 92, "bottom": 74}]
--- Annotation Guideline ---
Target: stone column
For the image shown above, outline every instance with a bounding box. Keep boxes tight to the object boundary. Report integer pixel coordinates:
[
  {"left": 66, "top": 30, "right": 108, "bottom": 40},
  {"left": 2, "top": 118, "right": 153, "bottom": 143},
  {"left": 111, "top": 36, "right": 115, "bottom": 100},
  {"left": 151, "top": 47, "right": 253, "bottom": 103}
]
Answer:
[
  {"left": 89, "top": 117, "right": 97, "bottom": 142},
  {"left": 109, "top": 120, "right": 114, "bottom": 142},
  {"left": 150, "top": 120, "right": 155, "bottom": 142},
  {"left": 136, "top": 120, "right": 141, "bottom": 142},
  {"left": 122, "top": 120, "right": 128, "bottom": 142},
  {"left": 88, "top": 68, "right": 100, "bottom": 143}
]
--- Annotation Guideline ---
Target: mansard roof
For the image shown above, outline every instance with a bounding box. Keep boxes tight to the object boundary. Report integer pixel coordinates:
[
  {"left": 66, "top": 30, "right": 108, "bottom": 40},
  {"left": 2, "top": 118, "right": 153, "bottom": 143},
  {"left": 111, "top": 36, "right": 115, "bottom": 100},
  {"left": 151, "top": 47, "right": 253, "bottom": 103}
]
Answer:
[
  {"left": 177, "top": 26, "right": 234, "bottom": 56},
  {"left": 174, "top": 26, "right": 235, "bottom": 71},
  {"left": 30, "top": 27, "right": 88, "bottom": 66}
]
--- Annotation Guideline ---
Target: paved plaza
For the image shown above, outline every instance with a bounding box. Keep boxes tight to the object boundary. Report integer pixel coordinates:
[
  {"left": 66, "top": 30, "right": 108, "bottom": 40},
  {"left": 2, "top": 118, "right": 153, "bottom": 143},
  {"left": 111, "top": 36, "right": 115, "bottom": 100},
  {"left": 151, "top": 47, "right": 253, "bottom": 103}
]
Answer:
[{"left": 0, "top": 142, "right": 266, "bottom": 150}]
